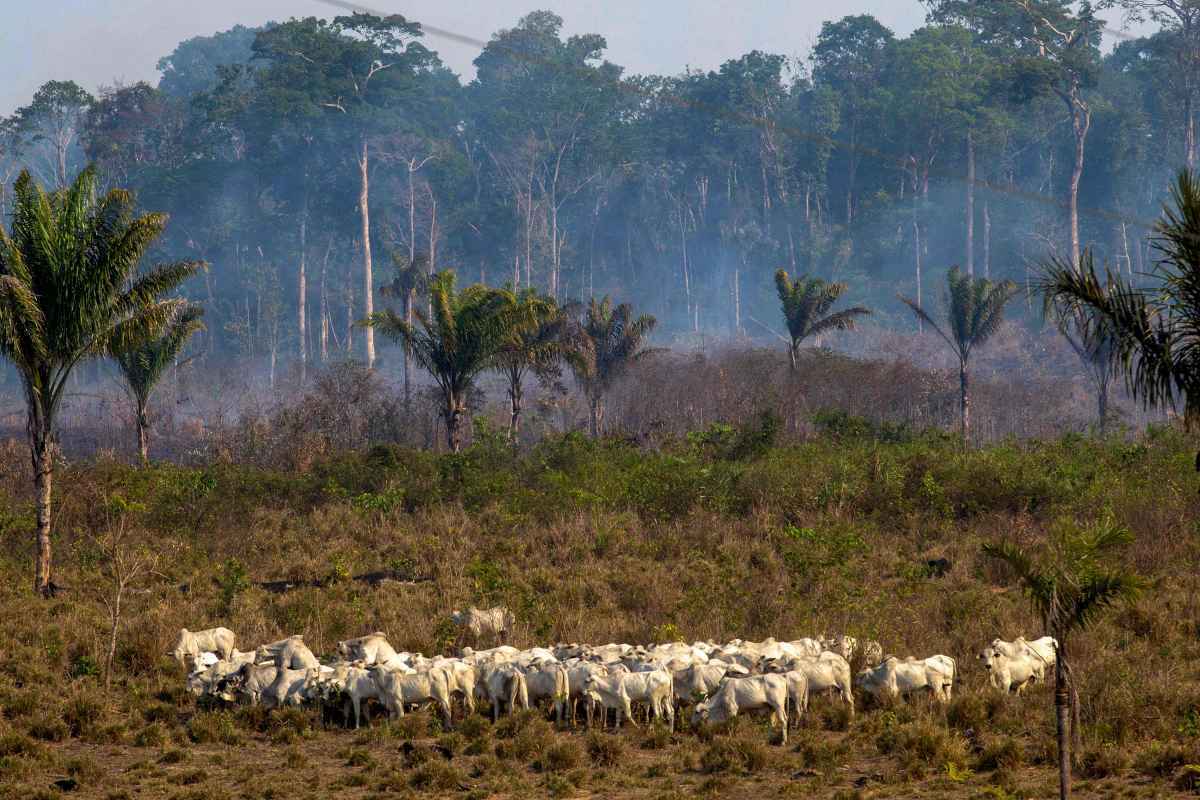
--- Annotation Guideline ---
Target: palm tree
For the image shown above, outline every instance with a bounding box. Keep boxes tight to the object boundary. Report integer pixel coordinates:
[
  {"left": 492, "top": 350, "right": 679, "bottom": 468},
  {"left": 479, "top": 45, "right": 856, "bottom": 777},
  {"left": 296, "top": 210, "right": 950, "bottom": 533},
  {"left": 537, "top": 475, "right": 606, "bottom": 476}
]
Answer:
[
  {"left": 568, "top": 297, "right": 658, "bottom": 438},
  {"left": 0, "top": 167, "right": 199, "bottom": 595},
  {"left": 1044, "top": 257, "right": 1118, "bottom": 433},
  {"left": 493, "top": 288, "right": 570, "bottom": 438},
  {"left": 114, "top": 304, "right": 204, "bottom": 465},
  {"left": 774, "top": 269, "right": 871, "bottom": 370},
  {"left": 1045, "top": 170, "right": 1200, "bottom": 424},
  {"left": 984, "top": 519, "right": 1142, "bottom": 800},
  {"left": 901, "top": 267, "right": 1018, "bottom": 440},
  {"left": 379, "top": 252, "right": 429, "bottom": 408},
  {"left": 364, "top": 271, "right": 511, "bottom": 452}
]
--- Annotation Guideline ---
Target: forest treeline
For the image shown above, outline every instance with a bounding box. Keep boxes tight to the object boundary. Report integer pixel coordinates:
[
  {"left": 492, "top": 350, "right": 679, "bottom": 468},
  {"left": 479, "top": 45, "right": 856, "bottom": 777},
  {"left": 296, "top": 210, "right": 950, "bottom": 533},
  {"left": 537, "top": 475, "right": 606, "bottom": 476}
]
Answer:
[{"left": 0, "top": 0, "right": 1195, "bottom": 372}]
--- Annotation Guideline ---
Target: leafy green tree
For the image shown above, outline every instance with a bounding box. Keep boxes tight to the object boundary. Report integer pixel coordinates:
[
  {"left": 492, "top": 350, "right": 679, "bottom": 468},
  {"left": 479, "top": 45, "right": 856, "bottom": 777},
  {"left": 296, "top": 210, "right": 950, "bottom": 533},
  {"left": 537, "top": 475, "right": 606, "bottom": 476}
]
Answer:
[
  {"left": 12, "top": 80, "right": 95, "bottom": 188},
  {"left": 774, "top": 269, "right": 871, "bottom": 370},
  {"left": 1045, "top": 169, "right": 1200, "bottom": 421},
  {"left": 493, "top": 289, "right": 571, "bottom": 437},
  {"left": 1045, "top": 259, "right": 1120, "bottom": 431},
  {"left": 0, "top": 167, "right": 199, "bottom": 594},
  {"left": 568, "top": 297, "right": 658, "bottom": 437},
  {"left": 115, "top": 305, "right": 204, "bottom": 464},
  {"left": 901, "top": 267, "right": 1019, "bottom": 439},
  {"left": 380, "top": 252, "right": 430, "bottom": 408},
  {"left": 984, "top": 518, "right": 1142, "bottom": 800},
  {"left": 364, "top": 271, "right": 510, "bottom": 452}
]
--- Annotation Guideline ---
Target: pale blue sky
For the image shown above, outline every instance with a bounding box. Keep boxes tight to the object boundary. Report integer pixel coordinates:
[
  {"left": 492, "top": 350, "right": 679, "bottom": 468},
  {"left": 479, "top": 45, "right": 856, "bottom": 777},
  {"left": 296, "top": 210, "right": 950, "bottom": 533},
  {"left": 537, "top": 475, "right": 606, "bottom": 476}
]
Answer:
[{"left": 1, "top": 0, "right": 1150, "bottom": 116}]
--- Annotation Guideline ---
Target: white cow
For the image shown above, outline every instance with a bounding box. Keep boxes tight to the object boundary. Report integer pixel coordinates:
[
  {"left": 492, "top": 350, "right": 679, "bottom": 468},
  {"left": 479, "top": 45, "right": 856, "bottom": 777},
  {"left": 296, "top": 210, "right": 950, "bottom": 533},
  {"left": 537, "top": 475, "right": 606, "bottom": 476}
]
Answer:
[
  {"left": 521, "top": 662, "right": 571, "bottom": 724},
  {"left": 583, "top": 672, "right": 637, "bottom": 729},
  {"left": 768, "top": 652, "right": 854, "bottom": 714},
  {"left": 430, "top": 657, "right": 477, "bottom": 714},
  {"left": 171, "top": 627, "right": 236, "bottom": 668},
  {"left": 221, "top": 662, "right": 278, "bottom": 705},
  {"left": 477, "top": 663, "right": 530, "bottom": 722},
  {"left": 782, "top": 670, "right": 811, "bottom": 725},
  {"left": 979, "top": 643, "right": 1045, "bottom": 694},
  {"left": 451, "top": 607, "right": 514, "bottom": 645},
  {"left": 672, "top": 663, "right": 729, "bottom": 704},
  {"left": 257, "top": 636, "right": 320, "bottom": 671},
  {"left": 370, "top": 666, "right": 453, "bottom": 726},
  {"left": 262, "top": 666, "right": 313, "bottom": 708},
  {"left": 337, "top": 633, "right": 401, "bottom": 666},
  {"left": 821, "top": 635, "right": 884, "bottom": 666},
  {"left": 691, "top": 674, "right": 790, "bottom": 744},
  {"left": 619, "top": 668, "right": 675, "bottom": 729},
  {"left": 311, "top": 663, "right": 382, "bottom": 728},
  {"left": 856, "top": 655, "right": 956, "bottom": 703}
]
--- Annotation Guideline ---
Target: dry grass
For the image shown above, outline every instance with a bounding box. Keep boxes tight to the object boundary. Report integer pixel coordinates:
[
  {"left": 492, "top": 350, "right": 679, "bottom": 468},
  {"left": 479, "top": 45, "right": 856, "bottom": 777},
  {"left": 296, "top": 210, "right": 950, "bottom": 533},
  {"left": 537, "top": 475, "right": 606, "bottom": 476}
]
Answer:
[{"left": 0, "top": 403, "right": 1196, "bottom": 798}]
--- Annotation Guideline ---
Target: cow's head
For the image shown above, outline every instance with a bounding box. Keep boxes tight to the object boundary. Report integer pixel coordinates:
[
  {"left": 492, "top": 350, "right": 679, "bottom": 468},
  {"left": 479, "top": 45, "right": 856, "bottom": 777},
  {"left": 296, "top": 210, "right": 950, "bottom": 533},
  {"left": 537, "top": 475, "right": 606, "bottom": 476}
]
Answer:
[{"left": 979, "top": 647, "right": 1000, "bottom": 672}]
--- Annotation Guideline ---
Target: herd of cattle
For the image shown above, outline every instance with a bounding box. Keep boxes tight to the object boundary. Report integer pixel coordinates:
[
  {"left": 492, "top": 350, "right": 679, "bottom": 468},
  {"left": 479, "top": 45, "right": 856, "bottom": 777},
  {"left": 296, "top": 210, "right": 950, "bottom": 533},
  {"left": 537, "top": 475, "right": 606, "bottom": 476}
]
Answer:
[{"left": 173, "top": 609, "right": 1059, "bottom": 745}]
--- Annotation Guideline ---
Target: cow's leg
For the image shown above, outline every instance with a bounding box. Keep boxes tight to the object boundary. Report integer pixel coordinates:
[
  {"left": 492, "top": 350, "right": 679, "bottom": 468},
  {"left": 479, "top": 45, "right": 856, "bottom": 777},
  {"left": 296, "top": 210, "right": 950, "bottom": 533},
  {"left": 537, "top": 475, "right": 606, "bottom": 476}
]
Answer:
[{"left": 352, "top": 696, "right": 362, "bottom": 729}]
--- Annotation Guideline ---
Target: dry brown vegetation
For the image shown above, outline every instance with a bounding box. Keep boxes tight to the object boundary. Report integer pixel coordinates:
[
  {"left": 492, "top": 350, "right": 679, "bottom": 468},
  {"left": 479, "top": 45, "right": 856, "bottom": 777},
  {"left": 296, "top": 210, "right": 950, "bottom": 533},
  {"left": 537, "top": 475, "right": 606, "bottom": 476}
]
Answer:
[{"left": 0, "top": 348, "right": 1196, "bottom": 798}]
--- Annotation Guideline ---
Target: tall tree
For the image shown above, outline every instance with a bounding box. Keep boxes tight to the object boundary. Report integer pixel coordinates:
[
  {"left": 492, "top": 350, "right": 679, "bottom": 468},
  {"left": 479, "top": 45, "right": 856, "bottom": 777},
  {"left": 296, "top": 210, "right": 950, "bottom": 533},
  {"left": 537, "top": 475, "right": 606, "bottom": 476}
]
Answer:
[
  {"left": 901, "top": 267, "right": 1019, "bottom": 439},
  {"left": 1045, "top": 255, "right": 1120, "bottom": 431},
  {"left": 252, "top": 14, "right": 440, "bottom": 369},
  {"left": 115, "top": 305, "right": 204, "bottom": 464},
  {"left": 811, "top": 15, "right": 895, "bottom": 224},
  {"left": 1045, "top": 169, "right": 1200, "bottom": 422},
  {"left": 568, "top": 297, "right": 658, "bottom": 437},
  {"left": 12, "top": 80, "right": 95, "bottom": 188},
  {"left": 774, "top": 269, "right": 871, "bottom": 370},
  {"left": 984, "top": 519, "right": 1141, "bottom": 800},
  {"left": 0, "top": 167, "right": 198, "bottom": 594},
  {"left": 1100, "top": 0, "right": 1200, "bottom": 167},
  {"left": 364, "top": 271, "right": 511, "bottom": 452}
]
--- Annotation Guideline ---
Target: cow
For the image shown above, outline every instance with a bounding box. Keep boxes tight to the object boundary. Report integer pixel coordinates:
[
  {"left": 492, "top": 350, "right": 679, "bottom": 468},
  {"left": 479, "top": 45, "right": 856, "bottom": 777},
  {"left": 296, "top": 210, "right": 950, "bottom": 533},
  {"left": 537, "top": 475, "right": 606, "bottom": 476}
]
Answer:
[
  {"left": 978, "top": 643, "right": 1045, "bottom": 694},
  {"left": 219, "top": 661, "right": 278, "bottom": 705},
  {"left": 171, "top": 627, "right": 236, "bottom": 668},
  {"left": 369, "top": 666, "right": 453, "bottom": 726},
  {"left": 477, "top": 663, "right": 530, "bottom": 722},
  {"left": 820, "top": 635, "right": 884, "bottom": 667},
  {"left": 262, "top": 666, "right": 313, "bottom": 708},
  {"left": 521, "top": 662, "right": 571, "bottom": 725},
  {"left": 337, "top": 633, "right": 402, "bottom": 666},
  {"left": 430, "top": 657, "right": 477, "bottom": 714},
  {"left": 856, "top": 655, "right": 956, "bottom": 703},
  {"left": 782, "top": 669, "right": 810, "bottom": 725},
  {"left": 450, "top": 607, "right": 514, "bottom": 646},
  {"left": 583, "top": 671, "right": 637, "bottom": 729},
  {"left": 619, "top": 668, "right": 675, "bottom": 729},
  {"left": 691, "top": 675, "right": 790, "bottom": 744},
  {"left": 767, "top": 652, "right": 854, "bottom": 714},
  {"left": 256, "top": 635, "right": 320, "bottom": 671},
  {"left": 672, "top": 663, "right": 729, "bottom": 705},
  {"left": 310, "top": 663, "right": 382, "bottom": 728}
]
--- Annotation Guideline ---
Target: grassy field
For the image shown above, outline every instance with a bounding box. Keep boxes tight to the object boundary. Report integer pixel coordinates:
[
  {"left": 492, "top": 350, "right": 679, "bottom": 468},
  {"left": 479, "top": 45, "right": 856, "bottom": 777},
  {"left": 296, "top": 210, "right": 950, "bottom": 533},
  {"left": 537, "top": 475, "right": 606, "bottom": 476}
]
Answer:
[{"left": 0, "top": 419, "right": 1198, "bottom": 799}]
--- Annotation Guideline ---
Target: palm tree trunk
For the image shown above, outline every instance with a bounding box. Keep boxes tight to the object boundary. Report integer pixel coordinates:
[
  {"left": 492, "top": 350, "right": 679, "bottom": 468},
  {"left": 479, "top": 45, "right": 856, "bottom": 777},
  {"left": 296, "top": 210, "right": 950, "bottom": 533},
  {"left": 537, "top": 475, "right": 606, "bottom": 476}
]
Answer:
[
  {"left": 509, "top": 379, "right": 522, "bottom": 440},
  {"left": 136, "top": 398, "right": 149, "bottom": 466},
  {"left": 446, "top": 393, "right": 465, "bottom": 453},
  {"left": 789, "top": 343, "right": 798, "bottom": 371},
  {"left": 29, "top": 408, "right": 54, "bottom": 596},
  {"left": 959, "top": 361, "right": 970, "bottom": 443},
  {"left": 1097, "top": 380, "right": 1108, "bottom": 434},
  {"left": 1056, "top": 649, "right": 1071, "bottom": 800},
  {"left": 589, "top": 393, "right": 604, "bottom": 438},
  {"left": 403, "top": 292, "right": 413, "bottom": 409}
]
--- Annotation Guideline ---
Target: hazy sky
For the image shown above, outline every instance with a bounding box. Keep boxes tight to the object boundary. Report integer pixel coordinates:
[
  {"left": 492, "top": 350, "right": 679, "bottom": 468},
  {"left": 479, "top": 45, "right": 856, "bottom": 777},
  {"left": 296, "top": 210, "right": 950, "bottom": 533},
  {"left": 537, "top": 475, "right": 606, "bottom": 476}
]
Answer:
[{"left": 2, "top": 0, "right": 1150, "bottom": 116}]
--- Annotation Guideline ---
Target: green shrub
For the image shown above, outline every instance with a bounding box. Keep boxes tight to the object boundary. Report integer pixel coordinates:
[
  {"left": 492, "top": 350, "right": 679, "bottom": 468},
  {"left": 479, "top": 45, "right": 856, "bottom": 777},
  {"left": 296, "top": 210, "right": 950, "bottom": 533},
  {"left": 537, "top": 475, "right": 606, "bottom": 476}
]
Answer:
[
  {"left": 186, "top": 711, "right": 240, "bottom": 745},
  {"left": 976, "top": 735, "right": 1023, "bottom": 772},
  {"left": 699, "top": 738, "right": 769, "bottom": 775},
  {"left": 1136, "top": 741, "right": 1192, "bottom": 778},
  {"left": 409, "top": 761, "right": 465, "bottom": 790},
  {"left": 537, "top": 740, "right": 582, "bottom": 773},
  {"left": 586, "top": 732, "right": 625, "bottom": 767},
  {"left": 1079, "top": 745, "right": 1130, "bottom": 779}
]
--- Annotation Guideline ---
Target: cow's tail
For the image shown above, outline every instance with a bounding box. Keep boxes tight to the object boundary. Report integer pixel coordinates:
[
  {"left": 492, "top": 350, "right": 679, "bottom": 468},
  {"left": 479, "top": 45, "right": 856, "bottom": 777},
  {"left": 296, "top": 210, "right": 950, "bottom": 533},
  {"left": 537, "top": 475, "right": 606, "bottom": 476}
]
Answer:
[{"left": 510, "top": 671, "right": 530, "bottom": 712}]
